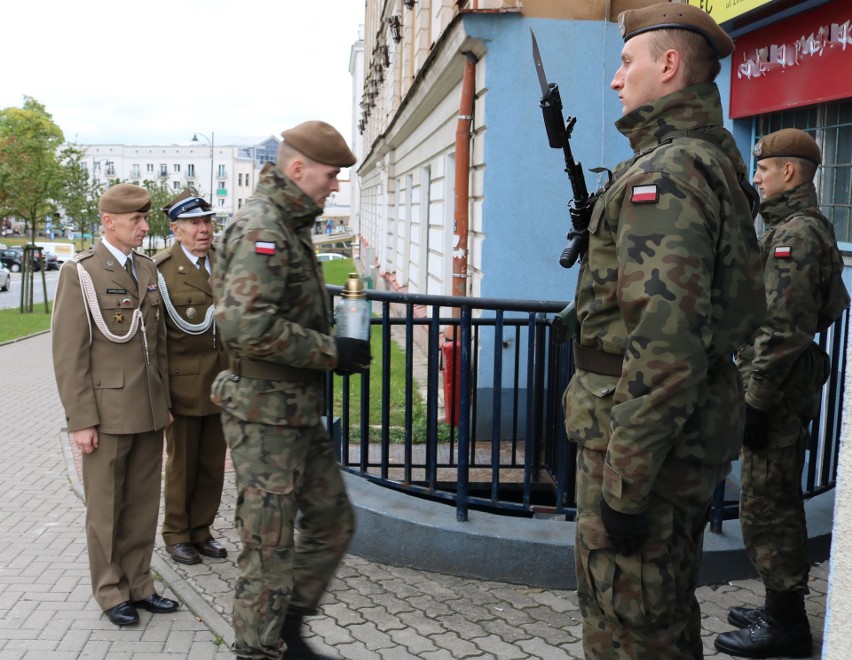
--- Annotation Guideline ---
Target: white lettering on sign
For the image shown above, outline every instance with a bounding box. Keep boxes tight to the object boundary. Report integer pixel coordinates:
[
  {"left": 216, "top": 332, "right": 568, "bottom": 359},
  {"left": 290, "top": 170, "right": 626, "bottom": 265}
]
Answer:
[{"left": 737, "top": 19, "right": 851, "bottom": 80}]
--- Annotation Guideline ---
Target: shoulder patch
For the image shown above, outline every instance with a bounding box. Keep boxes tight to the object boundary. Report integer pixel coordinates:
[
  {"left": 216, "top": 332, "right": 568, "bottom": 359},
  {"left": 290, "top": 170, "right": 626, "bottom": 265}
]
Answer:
[
  {"left": 774, "top": 246, "right": 792, "bottom": 259},
  {"left": 630, "top": 184, "right": 658, "bottom": 204},
  {"left": 255, "top": 241, "right": 276, "bottom": 255}
]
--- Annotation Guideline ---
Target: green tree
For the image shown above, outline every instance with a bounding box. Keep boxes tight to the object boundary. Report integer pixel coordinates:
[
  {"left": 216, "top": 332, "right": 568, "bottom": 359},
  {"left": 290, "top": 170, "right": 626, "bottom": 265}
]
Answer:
[
  {"left": 0, "top": 97, "right": 65, "bottom": 244},
  {"left": 57, "top": 145, "right": 102, "bottom": 251},
  {"left": 142, "top": 179, "right": 175, "bottom": 253}
]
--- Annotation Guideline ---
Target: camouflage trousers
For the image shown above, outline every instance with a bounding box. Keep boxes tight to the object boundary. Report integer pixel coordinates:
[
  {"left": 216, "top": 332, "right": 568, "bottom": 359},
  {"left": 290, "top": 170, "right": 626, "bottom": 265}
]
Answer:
[
  {"left": 739, "top": 408, "right": 810, "bottom": 594},
  {"left": 575, "top": 446, "right": 728, "bottom": 659},
  {"left": 222, "top": 413, "right": 355, "bottom": 660}
]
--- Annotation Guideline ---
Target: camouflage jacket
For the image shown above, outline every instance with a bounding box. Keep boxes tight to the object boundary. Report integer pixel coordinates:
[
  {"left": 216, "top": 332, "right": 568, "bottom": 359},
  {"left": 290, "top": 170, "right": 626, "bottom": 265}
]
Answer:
[
  {"left": 563, "top": 83, "right": 766, "bottom": 514},
  {"left": 739, "top": 183, "right": 849, "bottom": 412},
  {"left": 211, "top": 163, "right": 337, "bottom": 425}
]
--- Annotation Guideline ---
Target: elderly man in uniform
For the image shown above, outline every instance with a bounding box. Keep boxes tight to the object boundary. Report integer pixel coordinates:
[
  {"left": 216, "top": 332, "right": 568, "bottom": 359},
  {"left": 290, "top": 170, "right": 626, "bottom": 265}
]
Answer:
[
  {"left": 212, "top": 120, "right": 370, "bottom": 660},
  {"left": 51, "top": 183, "right": 179, "bottom": 626},
  {"left": 154, "top": 190, "right": 229, "bottom": 566},
  {"left": 561, "top": 4, "right": 766, "bottom": 658},
  {"left": 714, "top": 131, "right": 849, "bottom": 658}
]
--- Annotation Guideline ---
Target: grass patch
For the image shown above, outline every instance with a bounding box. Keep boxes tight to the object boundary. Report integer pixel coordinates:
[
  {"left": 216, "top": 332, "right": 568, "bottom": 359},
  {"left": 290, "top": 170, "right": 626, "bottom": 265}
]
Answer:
[
  {"left": 0, "top": 304, "right": 52, "bottom": 343},
  {"left": 322, "top": 258, "right": 451, "bottom": 443}
]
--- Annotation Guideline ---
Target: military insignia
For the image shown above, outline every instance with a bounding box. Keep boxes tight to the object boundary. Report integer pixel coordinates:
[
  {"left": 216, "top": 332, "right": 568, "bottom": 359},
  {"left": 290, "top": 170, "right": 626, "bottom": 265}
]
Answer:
[
  {"left": 121, "top": 298, "right": 132, "bottom": 306},
  {"left": 619, "top": 13, "right": 626, "bottom": 37},
  {"left": 186, "top": 307, "right": 197, "bottom": 319},
  {"left": 630, "top": 184, "right": 658, "bottom": 204},
  {"left": 113, "top": 311, "right": 124, "bottom": 324},
  {"left": 774, "top": 246, "right": 792, "bottom": 258},
  {"left": 107, "top": 288, "right": 127, "bottom": 294},
  {"left": 753, "top": 141, "right": 763, "bottom": 158},
  {"left": 106, "top": 259, "right": 115, "bottom": 268},
  {"left": 147, "top": 283, "right": 158, "bottom": 291},
  {"left": 178, "top": 266, "right": 185, "bottom": 272},
  {"left": 156, "top": 309, "right": 160, "bottom": 321},
  {"left": 255, "top": 241, "right": 276, "bottom": 255}
]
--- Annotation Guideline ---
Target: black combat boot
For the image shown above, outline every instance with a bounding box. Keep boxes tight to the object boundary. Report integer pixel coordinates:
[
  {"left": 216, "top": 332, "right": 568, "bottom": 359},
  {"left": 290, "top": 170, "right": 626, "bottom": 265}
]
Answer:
[
  {"left": 714, "top": 590, "right": 812, "bottom": 658},
  {"left": 279, "top": 613, "right": 337, "bottom": 659},
  {"left": 727, "top": 604, "right": 765, "bottom": 628}
]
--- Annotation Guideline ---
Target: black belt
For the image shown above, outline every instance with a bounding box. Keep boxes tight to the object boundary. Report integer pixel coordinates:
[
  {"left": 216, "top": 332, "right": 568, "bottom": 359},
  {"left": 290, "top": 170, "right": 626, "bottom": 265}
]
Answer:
[
  {"left": 573, "top": 344, "right": 623, "bottom": 377},
  {"left": 229, "top": 357, "right": 321, "bottom": 384}
]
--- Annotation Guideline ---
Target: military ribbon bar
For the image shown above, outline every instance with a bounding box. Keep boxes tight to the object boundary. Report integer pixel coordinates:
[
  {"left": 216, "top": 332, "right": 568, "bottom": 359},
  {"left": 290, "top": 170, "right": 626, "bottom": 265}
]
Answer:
[
  {"left": 630, "top": 184, "right": 658, "bottom": 204},
  {"left": 774, "top": 246, "right": 792, "bottom": 258},
  {"left": 255, "top": 241, "right": 276, "bottom": 255}
]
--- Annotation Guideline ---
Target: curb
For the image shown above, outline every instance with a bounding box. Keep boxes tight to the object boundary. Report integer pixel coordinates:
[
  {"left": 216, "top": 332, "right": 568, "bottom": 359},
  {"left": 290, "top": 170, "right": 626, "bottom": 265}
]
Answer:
[{"left": 343, "top": 471, "right": 834, "bottom": 589}]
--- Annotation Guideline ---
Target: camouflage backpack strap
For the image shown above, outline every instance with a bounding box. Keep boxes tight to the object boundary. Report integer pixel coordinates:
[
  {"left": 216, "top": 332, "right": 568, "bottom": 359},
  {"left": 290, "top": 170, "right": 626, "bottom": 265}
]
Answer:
[{"left": 660, "top": 129, "right": 760, "bottom": 219}]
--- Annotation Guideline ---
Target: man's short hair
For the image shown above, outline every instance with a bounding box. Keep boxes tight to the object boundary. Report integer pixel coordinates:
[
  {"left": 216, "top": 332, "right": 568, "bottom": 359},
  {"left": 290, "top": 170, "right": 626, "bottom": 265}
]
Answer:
[{"left": 647, "top": 29, "right": 721, "bottom": 85}]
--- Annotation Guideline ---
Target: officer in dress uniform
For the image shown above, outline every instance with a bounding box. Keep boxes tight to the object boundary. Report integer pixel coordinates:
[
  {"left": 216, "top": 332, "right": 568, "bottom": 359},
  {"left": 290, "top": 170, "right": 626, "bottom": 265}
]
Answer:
[
  {"left": 51, "top": 183, "right": 180, "bottom": 626},
  {"left": 154, "top": 190, "right": 229, "bottom": 566},
  {"left": 715, "top": 130, "right": 850, "bottom": 658}
]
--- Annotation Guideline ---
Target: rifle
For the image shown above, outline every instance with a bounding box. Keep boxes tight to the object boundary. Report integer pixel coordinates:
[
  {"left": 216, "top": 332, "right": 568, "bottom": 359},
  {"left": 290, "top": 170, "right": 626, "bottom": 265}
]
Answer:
[
  {"left": 531, "top": 29, "right": 600, "bottom": 345},
  {"left": 530, "top": 28, "right": 597, "bottom": 270}
]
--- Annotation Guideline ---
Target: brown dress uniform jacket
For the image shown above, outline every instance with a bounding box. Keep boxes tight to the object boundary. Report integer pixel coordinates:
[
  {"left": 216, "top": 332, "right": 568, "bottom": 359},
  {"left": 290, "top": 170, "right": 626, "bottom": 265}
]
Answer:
[
  {"left": 154, "top": 242, "right": 227, "bottom": 415},
  {"left": 52, "top": 241, "right": 170, "bottom": 432}
]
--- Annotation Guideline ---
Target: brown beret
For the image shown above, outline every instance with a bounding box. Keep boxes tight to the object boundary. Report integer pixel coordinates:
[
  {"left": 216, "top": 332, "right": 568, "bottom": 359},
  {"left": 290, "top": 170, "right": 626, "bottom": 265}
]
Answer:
[
  {"left": 619, "top": 2, "right": 734, "bottom": 59},
  {"left": 281, "top": 120, "right": 356, "bottom": 167},
  {"left": 99, "top": 183, "right": 152, "bottom": 214},
  {"left": 753, "top": 128, "right": 821, "bottom": 166}
]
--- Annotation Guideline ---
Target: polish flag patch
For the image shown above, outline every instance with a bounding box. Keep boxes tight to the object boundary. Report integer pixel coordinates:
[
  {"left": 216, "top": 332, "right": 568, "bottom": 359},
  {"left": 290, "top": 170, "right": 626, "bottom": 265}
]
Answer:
[
  {"left": 630, "top": 184, "right": 658, "bottom": 204},
  {"left": 255, "top": 241, "right": 276, "bottom": 255},
  {"left": 774, "top": 246, "right": 792, "bottom": 259}
]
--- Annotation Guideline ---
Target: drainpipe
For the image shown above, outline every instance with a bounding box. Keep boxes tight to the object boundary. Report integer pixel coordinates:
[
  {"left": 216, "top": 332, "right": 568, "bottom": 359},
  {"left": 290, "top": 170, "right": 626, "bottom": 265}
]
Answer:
[
  {"left": 442, "top": 52, "right": 477, "bottom": 429},
  {"left": 452, "top": 52, "right": 477, "bottom": 301}
]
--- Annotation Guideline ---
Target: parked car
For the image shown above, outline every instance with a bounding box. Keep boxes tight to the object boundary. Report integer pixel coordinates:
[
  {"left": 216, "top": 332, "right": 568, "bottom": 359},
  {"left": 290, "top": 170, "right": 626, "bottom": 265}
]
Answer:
[
  {"left": 316, "top": 252, "right": 346, "bottom": 262},
  {"left": 0, "top": 247, "right": 40, "bottom": 272},
  {"left": 42, "top": 251, "right": 59, "bottom": 270},
  {"left": 0, "top": 262, "right": 10, "bottom": 292}
]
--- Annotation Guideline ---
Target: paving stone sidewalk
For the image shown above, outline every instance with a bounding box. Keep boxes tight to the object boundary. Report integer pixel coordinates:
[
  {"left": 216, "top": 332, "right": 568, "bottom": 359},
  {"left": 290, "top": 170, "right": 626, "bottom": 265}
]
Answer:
[{"left": 0, "top": 332, "right": 828, "bottom": 658}]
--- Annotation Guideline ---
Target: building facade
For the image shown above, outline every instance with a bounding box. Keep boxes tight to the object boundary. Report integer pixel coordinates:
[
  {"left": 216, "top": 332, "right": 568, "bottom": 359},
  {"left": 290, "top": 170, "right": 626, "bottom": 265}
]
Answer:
[{"left": 82, "top": 137, "right": 280, "bottom": 226}]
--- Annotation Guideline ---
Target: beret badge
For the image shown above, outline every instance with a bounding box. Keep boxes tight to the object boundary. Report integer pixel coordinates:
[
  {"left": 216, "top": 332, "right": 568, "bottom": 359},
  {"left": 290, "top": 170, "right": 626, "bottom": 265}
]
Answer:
[{"left": 753, "top": 142, "right": 763, "bottom": 158}]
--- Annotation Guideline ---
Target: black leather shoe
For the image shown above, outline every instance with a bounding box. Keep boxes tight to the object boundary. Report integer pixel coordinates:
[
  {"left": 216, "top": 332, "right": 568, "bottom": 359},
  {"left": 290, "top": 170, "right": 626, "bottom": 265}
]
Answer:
[
  {"left": 166, "top": 542, "right": 201, "bottom": 565},
  {"left": 132, "top": 593, "right": 180, "bottom": 614},
  {"left": 193, "top": 537, "right": 228, "bottom": 559},
  {"left": 104, "top": 601, "right": 139, "bottom": 626},
  {"left": 714, "top": 613, "right": 812, "bottom": 658}
]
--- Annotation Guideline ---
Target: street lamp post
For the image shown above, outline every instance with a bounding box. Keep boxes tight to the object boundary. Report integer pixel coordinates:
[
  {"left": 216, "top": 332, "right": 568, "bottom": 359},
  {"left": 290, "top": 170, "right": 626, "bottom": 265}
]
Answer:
[{"left": 191, "top": 132, "right": 215, "bottom": 204}]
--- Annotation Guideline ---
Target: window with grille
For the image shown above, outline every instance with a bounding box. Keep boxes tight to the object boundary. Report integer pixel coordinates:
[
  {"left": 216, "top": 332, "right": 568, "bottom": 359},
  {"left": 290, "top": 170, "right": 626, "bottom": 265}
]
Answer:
[{"left": 753, "top": 99, "right": 852, "bottom": 247}]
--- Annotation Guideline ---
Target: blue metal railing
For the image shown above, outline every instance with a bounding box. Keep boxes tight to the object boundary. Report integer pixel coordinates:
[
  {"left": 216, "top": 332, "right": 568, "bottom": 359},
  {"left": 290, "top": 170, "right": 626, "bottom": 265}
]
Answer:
[{"left": 325, "top": 285, "right": 849, "bottom": 527}]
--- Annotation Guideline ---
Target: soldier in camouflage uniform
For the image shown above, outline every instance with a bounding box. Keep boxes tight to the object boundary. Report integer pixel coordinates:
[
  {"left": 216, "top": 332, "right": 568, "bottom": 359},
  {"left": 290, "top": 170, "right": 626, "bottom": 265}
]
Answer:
[
  {"left": 561, "top": 5, "right": 766, "bottom": 658},
  {"left": 715, "top": 131, "right": 849, "bottom": 658},
  {"left": 211, "top": 121, "right": 370, "bottom": 660}
]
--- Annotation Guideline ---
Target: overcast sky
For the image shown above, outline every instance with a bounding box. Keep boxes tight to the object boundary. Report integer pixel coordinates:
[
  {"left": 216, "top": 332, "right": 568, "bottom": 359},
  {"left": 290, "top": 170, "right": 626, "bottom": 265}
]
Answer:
[{"left": 2, "top": 1, "right": 365, "bottom": 147}]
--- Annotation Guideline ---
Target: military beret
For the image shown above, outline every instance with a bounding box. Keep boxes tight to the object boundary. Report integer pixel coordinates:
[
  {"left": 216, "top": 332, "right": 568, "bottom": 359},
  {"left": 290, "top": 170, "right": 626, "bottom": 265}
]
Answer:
[
  {"left": 281, "top": 120, "right": 356, "bottom": 167},
  {"left": 162, "top": 188, "right": 216, "bottom": 220},
  {"left": 99, "top": 183, "right": 152, "bottom": 214},
  {"left": 753, "top": 128, "right": 821, "bottom": 166},
  {"left": 619, "top": 2, "right": 734, "bottom": 59}
]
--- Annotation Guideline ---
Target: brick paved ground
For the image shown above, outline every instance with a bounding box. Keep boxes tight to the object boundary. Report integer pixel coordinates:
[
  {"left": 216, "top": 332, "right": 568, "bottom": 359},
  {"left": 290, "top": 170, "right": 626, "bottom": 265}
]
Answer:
[{"left": 0, "top": 331, "right": 828, "bottom": 658}]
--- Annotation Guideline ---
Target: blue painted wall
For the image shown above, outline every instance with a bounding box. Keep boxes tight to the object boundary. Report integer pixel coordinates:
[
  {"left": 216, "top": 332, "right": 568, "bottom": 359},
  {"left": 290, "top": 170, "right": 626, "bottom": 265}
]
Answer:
[{"left": 465, "top": 14, "right": 629, "bottom": 304}]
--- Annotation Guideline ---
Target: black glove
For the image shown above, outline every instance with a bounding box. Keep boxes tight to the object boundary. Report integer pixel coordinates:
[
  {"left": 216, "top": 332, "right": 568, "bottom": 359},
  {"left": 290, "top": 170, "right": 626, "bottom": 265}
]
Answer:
[
  {"left": 335, "top": 337, "right": 371, "bottom": 376},
  {"left": 742, "top": 404, "right": 770, "bottom": 451},
  {"left": 600, "top": 498, "right": 649, "bottom": 556}
]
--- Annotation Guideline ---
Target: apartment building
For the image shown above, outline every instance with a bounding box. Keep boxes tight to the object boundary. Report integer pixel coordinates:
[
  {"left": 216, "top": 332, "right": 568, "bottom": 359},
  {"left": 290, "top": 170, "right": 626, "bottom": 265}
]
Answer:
[{"left": 82, "top": 137, "right": 279, "bottom": 225}]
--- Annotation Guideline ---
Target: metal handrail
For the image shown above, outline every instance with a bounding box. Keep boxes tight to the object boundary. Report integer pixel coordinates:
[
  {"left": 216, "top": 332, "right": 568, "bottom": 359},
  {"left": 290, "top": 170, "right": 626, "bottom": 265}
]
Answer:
[{"left": 325, "top": 285, "right": 849, "bottom": 527}]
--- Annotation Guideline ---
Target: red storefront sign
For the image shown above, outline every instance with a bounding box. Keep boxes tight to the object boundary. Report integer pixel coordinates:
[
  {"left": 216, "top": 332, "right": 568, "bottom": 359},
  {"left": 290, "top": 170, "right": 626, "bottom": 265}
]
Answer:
[{"left": 730, "top": 1, "right": 852, "bottom": 118}]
